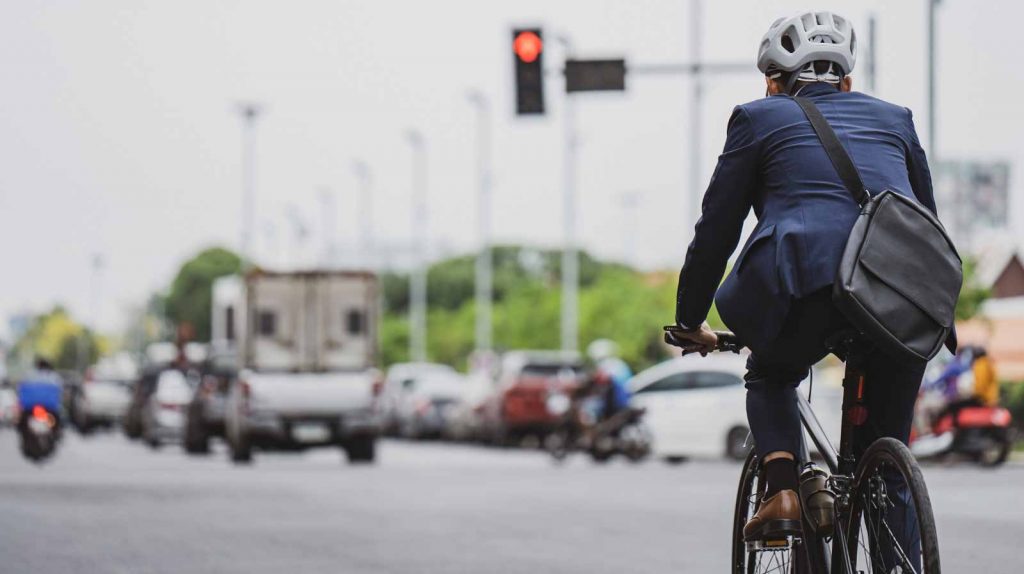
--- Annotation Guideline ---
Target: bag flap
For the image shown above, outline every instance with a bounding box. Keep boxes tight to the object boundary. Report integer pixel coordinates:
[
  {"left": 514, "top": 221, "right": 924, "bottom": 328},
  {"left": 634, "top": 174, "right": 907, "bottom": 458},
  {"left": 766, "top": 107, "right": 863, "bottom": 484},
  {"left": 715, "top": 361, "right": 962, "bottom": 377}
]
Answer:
[{"left": 855, "top": 192, "right": 963, "bottom": 328}]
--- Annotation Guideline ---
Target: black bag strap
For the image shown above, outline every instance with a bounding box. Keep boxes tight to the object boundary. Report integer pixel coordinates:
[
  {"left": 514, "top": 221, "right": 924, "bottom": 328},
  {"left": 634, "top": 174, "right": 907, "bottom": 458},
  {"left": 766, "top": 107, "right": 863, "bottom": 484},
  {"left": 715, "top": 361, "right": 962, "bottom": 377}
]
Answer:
[{"left": 793, "top": 97, "right": 870, "bottom": 206}]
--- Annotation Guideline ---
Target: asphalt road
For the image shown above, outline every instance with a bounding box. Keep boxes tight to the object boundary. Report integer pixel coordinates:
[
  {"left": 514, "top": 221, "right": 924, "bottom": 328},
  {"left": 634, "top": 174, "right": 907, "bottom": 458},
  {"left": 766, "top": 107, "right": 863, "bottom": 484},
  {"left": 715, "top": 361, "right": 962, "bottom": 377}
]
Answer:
[{"left": 0, "top": 431, "right": 1020, "bottom": 573}]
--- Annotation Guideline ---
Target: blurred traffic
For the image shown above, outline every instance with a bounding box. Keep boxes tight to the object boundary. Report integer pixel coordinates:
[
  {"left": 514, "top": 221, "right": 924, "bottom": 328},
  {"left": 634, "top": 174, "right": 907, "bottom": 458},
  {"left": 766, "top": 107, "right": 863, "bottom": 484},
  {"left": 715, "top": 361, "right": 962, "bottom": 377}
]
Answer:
[{"left": 3, "top": 0, "right": 1024, "bottom": 571}]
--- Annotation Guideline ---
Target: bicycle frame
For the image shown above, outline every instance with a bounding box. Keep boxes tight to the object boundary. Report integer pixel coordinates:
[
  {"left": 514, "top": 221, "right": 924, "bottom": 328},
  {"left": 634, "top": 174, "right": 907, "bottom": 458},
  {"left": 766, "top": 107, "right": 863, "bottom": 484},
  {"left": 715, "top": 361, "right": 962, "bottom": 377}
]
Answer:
[{"left": 792, "top": 341, "right": 870, "bottom": 574}]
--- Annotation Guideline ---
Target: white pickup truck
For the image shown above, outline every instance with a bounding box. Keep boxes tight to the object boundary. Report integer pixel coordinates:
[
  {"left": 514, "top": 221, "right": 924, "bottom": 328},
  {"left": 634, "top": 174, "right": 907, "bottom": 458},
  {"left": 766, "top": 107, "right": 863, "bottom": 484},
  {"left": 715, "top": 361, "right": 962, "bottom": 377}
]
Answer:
[{"left": 212, "top": 270, "right": 381, "bottom": 464}]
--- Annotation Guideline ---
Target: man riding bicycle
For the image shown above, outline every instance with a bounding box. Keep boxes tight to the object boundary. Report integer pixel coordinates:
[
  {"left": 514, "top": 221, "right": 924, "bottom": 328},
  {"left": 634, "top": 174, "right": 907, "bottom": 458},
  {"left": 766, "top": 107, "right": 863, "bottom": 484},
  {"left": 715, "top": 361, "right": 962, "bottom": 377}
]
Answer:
[{"left": 670, "top": 11, "right": 955, "bottom": 545}]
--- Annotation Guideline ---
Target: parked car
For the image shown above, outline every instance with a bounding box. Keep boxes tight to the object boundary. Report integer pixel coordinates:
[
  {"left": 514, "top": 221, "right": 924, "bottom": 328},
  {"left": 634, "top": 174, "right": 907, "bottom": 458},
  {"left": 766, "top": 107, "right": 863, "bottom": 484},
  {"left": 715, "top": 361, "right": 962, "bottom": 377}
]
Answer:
[
  {"left": 479, "top": 351, "right": 586, "bottom": 446},
  {"left": 123, "top": 343, "right": 180, "bottom": 440},
  {"left": 69, "top": 354, "right": 136, "bottom": 434},
  {"left": 393, "top": 371, "right": 465, "bottom": 439},
  {"left": 0, "top": 380, "right": 19, "bottom": 428},
  {"left": 629, "top": 354, "right": 753, "bottom": 461},
  {"left": 442, "top": 374, "right": 493, "bottom": 442},
  {"left": 141, "top": 369, "right": 194, "bottom": 448},
  {"left": 70, "top": 376, "right": 133, "bottom": 434},
  {"left": 380, "top": 362, "right": 457, "bottom": 435},
  {"left": 183, "top": 353, "right": 237, "bottom": 454}
]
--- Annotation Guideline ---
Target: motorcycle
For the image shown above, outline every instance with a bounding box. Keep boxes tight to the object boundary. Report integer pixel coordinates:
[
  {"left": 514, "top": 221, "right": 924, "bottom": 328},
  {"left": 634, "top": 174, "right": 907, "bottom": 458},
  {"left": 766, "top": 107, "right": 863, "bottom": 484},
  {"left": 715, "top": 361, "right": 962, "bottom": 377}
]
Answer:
[
  {"left": 544, "top": 387, "right": 652, "bottom": 463},
  {"left": 911, "top": 402, "right": 1013, "bottom": 467},
  {"left": 16, "top": 378, "right": 64, "bottom": 463},
  {"left": 19, "top": 404, "right": 61, "bottom": 462}
]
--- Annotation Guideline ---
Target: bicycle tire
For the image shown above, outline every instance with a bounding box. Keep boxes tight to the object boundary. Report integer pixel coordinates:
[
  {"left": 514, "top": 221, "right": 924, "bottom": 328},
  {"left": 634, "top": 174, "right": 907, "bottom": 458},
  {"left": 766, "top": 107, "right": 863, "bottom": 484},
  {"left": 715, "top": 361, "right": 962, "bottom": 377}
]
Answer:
[{"left": 840, "top": 438, "right": 941, "bottom": 573}]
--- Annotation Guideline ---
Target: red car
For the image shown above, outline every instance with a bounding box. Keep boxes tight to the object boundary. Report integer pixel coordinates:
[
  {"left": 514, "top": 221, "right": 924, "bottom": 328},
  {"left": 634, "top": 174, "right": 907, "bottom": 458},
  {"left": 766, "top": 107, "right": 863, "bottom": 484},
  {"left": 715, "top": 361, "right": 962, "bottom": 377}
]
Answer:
[{"left": 480, "top": 351, "right": 586, "bottom": 446}]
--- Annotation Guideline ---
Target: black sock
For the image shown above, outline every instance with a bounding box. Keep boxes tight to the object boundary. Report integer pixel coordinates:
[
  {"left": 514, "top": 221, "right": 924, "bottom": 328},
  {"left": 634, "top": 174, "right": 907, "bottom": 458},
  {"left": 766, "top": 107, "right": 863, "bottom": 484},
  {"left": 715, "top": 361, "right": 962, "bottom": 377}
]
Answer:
[{"left": 764, "top": 458, "right": 798, "bottom": 498}]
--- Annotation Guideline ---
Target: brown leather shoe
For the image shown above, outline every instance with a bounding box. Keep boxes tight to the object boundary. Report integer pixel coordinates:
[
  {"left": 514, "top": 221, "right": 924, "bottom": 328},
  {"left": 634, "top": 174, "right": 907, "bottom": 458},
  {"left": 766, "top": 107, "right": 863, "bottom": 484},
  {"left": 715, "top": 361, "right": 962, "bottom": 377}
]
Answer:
[{"left": 743, "top": 489, "right": 802, "bottom": 541}]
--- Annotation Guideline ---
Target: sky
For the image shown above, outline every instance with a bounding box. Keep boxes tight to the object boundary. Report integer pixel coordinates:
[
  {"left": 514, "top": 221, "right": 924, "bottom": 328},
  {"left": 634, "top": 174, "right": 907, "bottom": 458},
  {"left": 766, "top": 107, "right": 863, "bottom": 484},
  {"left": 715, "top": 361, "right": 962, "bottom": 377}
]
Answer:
[{"left": 1, "top": 0, "right": 1021, "bottom": 335}]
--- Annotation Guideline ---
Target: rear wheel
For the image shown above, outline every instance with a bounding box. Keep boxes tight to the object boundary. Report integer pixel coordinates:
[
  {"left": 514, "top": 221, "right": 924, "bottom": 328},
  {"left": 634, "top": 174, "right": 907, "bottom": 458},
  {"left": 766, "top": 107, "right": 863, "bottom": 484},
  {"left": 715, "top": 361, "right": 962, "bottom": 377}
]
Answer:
[
  {"left": 184, "top": 408, "right": 211, "bottom": 455},
  {"left": 732, "top": 450, "right": 828, "bottom": 573},
  {"left": 229, "top": 432, "right": 253, "bottom": 464},
  {"left": 840, "top": 438, "right": 940, "bottom": 573},
  {"left": 975, "top": 429, "right": 1010, "bottom": 468},
  {"left": 345, "top": 435, "right": 376, "bottom": 464}
]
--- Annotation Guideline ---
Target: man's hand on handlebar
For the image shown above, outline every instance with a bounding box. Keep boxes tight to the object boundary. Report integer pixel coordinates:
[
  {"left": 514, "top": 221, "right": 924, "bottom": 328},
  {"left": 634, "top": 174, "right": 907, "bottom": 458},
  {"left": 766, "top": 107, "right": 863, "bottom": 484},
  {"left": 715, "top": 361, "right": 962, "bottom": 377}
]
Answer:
[{"left": 665, "top": 321, "right": 718, "bottom": 356}]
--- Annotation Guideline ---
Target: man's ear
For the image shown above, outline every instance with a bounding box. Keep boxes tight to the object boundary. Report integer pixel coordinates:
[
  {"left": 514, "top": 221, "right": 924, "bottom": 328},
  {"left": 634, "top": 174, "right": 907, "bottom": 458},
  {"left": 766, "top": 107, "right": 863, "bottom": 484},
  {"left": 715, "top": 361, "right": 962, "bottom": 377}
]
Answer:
[
  {"left": 765, "top": 76, "right": 782, "bottom": 95},
  {"left": 840, "top": 76, "right": 853, "bottom": 92}
]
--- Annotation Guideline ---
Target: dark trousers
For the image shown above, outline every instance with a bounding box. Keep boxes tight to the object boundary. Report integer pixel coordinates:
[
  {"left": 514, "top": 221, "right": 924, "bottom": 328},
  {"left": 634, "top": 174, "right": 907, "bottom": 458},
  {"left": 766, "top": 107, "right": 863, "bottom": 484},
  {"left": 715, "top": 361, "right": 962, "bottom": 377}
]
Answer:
[
  {"left": 744, "top": 287, "right": 926, "bottom": 459},
  {"left": 744, "top": 287, "right": 927, "bottom": 565}
]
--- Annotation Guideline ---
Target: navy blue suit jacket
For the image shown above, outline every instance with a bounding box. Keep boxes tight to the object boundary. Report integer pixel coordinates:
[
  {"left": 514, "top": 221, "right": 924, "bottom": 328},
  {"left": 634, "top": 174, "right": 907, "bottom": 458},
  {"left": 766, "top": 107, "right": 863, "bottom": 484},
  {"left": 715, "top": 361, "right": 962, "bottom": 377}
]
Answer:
[{"left": 675, "top": 83, "right": 952, "bottom": 354}]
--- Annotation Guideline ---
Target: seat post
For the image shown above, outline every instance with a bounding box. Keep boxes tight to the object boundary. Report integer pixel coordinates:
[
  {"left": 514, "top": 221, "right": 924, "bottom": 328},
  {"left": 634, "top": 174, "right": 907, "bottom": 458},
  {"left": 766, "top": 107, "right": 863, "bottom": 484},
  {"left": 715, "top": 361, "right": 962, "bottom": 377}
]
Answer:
[{"left": 837, "top": 344, "right": 867, "bottom": 476}]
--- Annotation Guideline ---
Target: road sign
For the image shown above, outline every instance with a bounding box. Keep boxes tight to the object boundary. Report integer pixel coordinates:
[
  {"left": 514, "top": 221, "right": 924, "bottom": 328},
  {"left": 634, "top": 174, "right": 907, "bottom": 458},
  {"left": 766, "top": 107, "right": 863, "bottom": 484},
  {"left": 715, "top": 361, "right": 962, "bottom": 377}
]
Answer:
[{"left": 565, "top": 59, "right": 626, "bottom": 93}]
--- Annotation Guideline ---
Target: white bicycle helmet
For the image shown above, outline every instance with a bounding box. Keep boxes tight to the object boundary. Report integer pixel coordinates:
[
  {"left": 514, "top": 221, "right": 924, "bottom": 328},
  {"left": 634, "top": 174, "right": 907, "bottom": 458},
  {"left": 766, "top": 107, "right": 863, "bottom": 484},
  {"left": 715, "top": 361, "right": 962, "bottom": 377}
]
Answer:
[{"left": 757, "top": 11, "right": 856, "bottom": 82}]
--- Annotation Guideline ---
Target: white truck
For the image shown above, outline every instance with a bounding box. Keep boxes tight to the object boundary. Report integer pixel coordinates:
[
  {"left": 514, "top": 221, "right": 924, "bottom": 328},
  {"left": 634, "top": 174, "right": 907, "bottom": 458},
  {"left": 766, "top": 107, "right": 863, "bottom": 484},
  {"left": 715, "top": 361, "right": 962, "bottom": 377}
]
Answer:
[{"left": 212, "top": 270, "right": 381, "bottom": 464}]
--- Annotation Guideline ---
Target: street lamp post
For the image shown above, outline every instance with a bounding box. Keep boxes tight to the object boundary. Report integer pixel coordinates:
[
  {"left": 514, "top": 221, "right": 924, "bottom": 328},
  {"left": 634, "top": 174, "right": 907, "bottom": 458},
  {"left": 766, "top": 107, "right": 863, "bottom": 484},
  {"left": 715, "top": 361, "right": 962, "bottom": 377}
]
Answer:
[
  {"left": 236, "top": 103, "right": 262, "bottom": 268},
  {"left": 467, "top": 90, "right": 493, "bottom": 353},
  {"left": 617, "top": 191, "right": 643, "bottom": 266},
  {"left": 406, "top": 130, "right": 428, "bottom": 363},
  {"left": 352, "top": 160, "right": 375, "bottom": 269}
]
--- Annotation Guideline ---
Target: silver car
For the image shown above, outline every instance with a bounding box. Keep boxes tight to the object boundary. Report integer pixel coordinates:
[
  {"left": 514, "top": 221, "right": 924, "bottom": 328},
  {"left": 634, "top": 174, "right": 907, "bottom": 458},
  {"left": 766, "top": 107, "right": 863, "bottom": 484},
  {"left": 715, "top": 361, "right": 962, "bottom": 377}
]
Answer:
[{"left": 141, "top": 370, "right": 194, "bottom": 448}]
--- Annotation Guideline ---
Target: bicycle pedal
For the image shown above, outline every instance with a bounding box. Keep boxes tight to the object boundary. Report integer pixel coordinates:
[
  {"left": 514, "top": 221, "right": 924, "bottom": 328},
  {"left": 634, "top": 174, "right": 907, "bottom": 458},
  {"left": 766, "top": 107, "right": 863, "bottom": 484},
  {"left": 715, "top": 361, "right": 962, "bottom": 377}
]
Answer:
[{"left": 745, "top": 536, "right": 794, "bottom": 552}]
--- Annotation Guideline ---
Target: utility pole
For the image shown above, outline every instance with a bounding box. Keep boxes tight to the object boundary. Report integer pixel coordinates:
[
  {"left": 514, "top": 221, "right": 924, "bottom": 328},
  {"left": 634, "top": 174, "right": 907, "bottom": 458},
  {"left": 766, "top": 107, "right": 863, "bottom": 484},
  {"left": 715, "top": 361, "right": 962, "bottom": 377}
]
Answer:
[
  {"left": 617, "top": 191, "right": 643, "bottom": 266},
  {"left": 352, "top": 160, "right": 375, "bottom": 269},
  {"left": 689, "top": 0, "right": 703, "bottom": 236},
  {"left": 558, "top": 35, "right": 579, "bottom": 354},
  {"left": 928, "top": 0, "right": 940, "bottom": 161},
  {"left": 285, "top": 204, "right": 309, "bottom": 269},
  {"left": 317, "top": 187, "right": 337, "bottom": 268},
  {"left": 78, "top": 253, "right": 104, "bottom": 371},
  {"left": 406, "top": 130, "right": 428, "bottom": 362},
  {"left": 867, "top": 14, "right": 878, "bottom": 94},
  {"left": 467, "top": 90, "right": 494, "bottom": 353},
  {"left": 236, "top": 103, "right": 262, "bottom": 268}
]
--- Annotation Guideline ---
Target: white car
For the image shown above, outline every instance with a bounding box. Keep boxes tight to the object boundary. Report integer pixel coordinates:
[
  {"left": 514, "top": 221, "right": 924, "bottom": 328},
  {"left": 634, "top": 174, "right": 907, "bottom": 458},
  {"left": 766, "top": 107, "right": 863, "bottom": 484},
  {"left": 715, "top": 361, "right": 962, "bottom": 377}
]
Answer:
[
  {"left": 393, "top": 371, "right": 466, "bottom": 439},
  {"left": 630, "top": 354, "right": 752, "bottom": 461},
  {"left": 442, "top": 374, "right": 493, "bottom": 442},
  {"left": 380, "top": 363, "right": 456, "bottom": 435},
  {"left": 141, "top": 370, "right": 194, "bottom": 448},
  {"left": 70, "top": 378, "right": 133, "bottom": 433}
]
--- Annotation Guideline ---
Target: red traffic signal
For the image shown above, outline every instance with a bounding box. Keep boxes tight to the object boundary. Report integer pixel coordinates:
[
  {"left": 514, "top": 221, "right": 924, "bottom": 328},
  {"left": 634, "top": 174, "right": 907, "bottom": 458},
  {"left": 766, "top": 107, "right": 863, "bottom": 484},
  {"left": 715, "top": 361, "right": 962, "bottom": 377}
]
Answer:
[
  {"left": 512, "top": 28, "right": 544, "bottom": 115},
  {"left": 513, "top": 31, "right": 543, "bottom": 64}
]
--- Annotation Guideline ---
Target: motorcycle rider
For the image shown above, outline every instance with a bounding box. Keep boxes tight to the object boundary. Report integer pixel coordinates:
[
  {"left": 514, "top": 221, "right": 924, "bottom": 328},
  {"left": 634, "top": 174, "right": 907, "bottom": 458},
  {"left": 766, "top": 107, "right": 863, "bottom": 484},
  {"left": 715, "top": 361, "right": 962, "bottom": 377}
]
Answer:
[
  {"left": 668, "top": 11, "right": 952, "bottom": 550},
  {"left": 969, "top": 346, "right": 999, "bottom": 407},
  {"left": 17, "top": 358, "right": 64, "bottom": 437},
  {"left": 586, "top": 339, "right": 632, "bottom": 421}
]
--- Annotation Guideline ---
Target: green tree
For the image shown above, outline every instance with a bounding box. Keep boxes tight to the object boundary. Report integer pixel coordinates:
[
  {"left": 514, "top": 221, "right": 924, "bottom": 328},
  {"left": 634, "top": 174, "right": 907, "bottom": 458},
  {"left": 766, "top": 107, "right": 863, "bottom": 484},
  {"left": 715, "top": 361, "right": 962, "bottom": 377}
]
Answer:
[
  {"left": 164, "top": 247, "right": 242, "bottom": 341},
  {"left": 10, "top": 307, "right": 105, "bottom": 372},
  {"left": 955, "top": 257, "right": 991, "bottom": 321}
]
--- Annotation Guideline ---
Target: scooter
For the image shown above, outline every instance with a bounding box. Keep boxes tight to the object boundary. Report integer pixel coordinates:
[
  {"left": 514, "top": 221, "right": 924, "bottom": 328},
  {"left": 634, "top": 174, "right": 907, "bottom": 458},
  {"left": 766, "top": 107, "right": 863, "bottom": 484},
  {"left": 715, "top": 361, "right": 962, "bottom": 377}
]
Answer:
[
  {"left": 911, "top": 402, "right": 1013, "bottom": 467},
  {"left": 16, "top": 377, "right": 64, "bottom": 463},
  {"left": 545, "top": 388, "right": 652, "bottom": 463},
  {"left": 19, "top": 404, "right": 61, "bottom": 462}
]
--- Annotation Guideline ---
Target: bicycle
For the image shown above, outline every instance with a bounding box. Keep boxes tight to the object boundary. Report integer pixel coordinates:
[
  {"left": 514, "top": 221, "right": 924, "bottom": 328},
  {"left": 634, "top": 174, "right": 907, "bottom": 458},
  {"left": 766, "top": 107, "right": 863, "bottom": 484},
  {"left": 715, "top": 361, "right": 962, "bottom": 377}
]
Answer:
[{"left": 664, "top": 327, "right": 940, "bottom": 573}]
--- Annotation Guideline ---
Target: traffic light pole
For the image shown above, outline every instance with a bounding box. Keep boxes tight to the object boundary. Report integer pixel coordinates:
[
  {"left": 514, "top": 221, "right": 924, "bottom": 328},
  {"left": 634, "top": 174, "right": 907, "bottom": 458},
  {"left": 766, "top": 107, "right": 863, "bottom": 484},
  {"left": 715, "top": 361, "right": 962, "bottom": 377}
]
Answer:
[{"left": 559, "top": 36, "right": 579, "bottom": 354}]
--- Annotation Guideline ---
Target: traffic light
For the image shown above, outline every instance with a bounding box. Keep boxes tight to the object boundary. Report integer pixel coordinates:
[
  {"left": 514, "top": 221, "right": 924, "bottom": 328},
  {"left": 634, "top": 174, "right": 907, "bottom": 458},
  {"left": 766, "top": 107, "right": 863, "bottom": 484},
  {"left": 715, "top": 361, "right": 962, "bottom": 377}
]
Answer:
[{"left": 512, "top": 28, "right": 544, "bottom": 115}]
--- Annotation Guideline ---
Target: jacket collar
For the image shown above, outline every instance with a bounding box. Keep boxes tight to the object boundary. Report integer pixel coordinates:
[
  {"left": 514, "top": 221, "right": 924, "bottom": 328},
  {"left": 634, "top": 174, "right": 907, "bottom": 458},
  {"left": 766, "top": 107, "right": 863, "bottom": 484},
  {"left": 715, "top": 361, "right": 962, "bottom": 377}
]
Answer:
[{"left": 792, "top": 82, "right": 841, "bottom": 97}]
